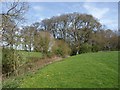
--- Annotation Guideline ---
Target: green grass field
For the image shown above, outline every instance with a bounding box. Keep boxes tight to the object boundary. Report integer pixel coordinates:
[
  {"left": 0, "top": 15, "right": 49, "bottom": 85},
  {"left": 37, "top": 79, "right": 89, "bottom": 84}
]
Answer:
[
  {"left": 18, "top": 50, "right": 42, "bottom": 63},
  {"left": 19, "top": 50, "right": 42, "bottom": 59},
  {"left": 18, "top": 51, "right": 118, "bottom": 88},
  {"left": 1, "top": 50, "right": 42, "bottom": 64}
]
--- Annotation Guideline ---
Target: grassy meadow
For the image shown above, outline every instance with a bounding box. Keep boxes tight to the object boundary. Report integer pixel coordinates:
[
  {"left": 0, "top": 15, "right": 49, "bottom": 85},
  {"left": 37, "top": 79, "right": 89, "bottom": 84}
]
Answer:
[
  {"left": 18, "top": 50, "right": 42, "bottom": 63},
  {"left": 3, "top": 51, "right": 118, "bottom": 88}
]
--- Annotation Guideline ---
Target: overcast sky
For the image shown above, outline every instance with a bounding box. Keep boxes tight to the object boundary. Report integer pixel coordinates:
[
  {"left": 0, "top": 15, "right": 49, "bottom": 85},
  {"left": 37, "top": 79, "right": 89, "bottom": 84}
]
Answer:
[{"left": 1, "top": 0, "right": 119, "bottom": 30}]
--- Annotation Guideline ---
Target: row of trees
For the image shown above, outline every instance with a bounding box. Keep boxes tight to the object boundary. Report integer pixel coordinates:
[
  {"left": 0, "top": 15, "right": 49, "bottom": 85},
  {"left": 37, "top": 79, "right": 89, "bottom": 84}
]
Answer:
[
  {"left": 15, "top": 13, "right": 119, "bottom": 55},
  {"left": 2, "top": 12, "right": 119, "bottom": 55},
  {"left": 40, "top": 13, "right": 119, "bottom": 54}
]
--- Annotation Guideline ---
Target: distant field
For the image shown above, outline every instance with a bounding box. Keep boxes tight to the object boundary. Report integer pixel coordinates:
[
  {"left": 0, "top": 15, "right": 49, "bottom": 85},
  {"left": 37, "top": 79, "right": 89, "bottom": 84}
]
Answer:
[
  {"left": 19, "top": 50, "right": 42, "bottom": 58},
  {"left": 1, "top": 50, "right": 42, "bottom": 64},
  {"left": 18, "top": 50, "right": 42, "bottom": 63},
  {"left": 18, "top": 51, "right": 118, "bottom": 88}
]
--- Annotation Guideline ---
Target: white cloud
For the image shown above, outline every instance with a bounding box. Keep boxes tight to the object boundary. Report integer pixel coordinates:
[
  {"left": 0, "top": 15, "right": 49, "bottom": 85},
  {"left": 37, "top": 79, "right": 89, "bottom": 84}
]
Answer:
[
  {"left": 100, "top": 19, "right": 118, "bottom": 30},
  {"left": 33, "top": 6, "right": 44, "bottom": 11},
  {"left": 101, "top": 19, "right": 117, "bottom": 25},
  {"left": 83, "top": 3, "right": 109, "bottom": 19},
  {"left": 83, "top": 2, "right": 118, "bottom": 30},
  {"left": 57, "top": 13, "right": 61, "bottom": 16},
  {"left": 38, "top": 17, "right": 44, "bottom": 21}
]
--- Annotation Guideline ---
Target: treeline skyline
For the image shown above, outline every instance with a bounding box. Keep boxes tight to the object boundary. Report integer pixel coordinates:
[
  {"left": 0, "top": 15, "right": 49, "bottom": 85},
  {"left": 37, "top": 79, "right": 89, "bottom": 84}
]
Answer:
[{"left": 2, "top": 12, "right": 119, "bottom": 55}]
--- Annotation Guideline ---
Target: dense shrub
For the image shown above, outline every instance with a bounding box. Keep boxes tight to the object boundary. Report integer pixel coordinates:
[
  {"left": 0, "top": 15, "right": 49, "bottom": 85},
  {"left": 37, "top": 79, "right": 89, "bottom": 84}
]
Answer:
[
  {"left": 34, "top": 31, "right": 51, "bottom": 53},
  {"left": 2, "top": 48, "right": 22, "bottom": 77},
  {"left": 92, "top": 45, "right": 100, "bottom": 52},
  {"left": 52, "top": 40, "right": 71, "bottom": 57},
  {"left": 46, "top": 51, "right": 54, "bottom": 58},
  {"left": 70, "top": 45, "right": 78, "bottom": 56},
  {"left": 79, "top": 43, "right": 92, "bottom": 53}
]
